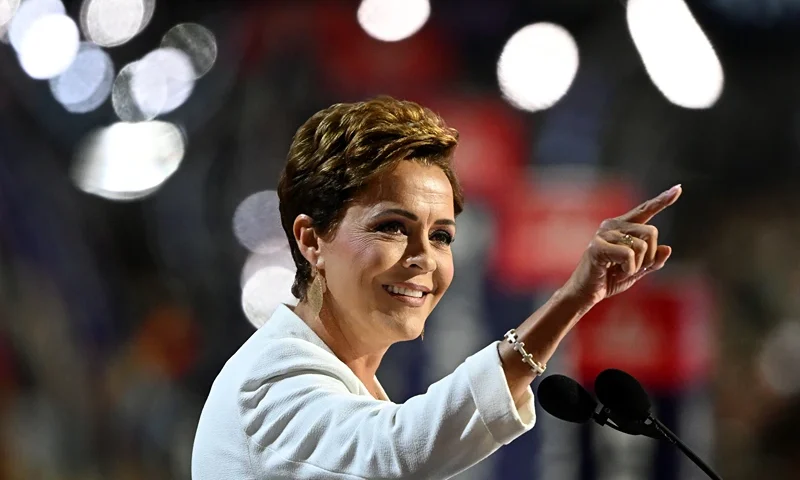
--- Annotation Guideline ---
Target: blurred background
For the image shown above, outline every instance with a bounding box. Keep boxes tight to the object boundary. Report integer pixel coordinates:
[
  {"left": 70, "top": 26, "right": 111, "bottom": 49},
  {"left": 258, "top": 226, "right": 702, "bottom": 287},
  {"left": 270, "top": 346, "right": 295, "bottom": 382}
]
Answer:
[{"left": 1, "top": 0, "right": 799, "bottom": 479}]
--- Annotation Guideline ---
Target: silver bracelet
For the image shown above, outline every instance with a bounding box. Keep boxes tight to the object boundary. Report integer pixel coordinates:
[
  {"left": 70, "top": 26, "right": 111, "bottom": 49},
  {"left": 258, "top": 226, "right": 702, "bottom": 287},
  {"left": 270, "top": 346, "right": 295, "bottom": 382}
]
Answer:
[{"left": 503, "top": 329, "right": 546, "bottom": 376}]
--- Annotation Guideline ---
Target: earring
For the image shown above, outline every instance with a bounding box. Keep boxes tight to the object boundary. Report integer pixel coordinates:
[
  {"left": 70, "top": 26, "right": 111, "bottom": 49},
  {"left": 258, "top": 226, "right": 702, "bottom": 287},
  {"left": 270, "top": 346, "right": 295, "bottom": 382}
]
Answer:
[
  {"left": 307, "top": 266, "right": 326, "bottom": 318},
  {"left": 421, "top": 328, "right": 425, "bottom": 341}
]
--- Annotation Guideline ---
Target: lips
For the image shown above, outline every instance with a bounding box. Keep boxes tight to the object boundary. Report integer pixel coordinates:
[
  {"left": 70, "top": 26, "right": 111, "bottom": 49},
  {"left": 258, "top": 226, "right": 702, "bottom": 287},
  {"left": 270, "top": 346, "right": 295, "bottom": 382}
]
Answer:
[
  {"left": 381, "top": 284, "right": 430, "bottom": 307},
  {"left": 383, "top": 284, "right": 426, "bottom": 298}
]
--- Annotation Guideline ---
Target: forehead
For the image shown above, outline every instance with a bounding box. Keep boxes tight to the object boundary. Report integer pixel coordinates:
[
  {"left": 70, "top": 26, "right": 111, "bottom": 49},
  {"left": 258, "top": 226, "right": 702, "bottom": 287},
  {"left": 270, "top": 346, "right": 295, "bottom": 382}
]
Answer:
[{"left": 358, "top": 161, "right": 455, "bottom": 212}]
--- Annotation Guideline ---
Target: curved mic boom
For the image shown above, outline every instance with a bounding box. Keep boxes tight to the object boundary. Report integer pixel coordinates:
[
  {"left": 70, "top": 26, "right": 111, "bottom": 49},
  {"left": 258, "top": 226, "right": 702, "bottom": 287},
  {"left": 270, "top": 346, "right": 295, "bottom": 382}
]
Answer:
[{"left": 594, "top": 368, "right": 724, "bottom": 480}]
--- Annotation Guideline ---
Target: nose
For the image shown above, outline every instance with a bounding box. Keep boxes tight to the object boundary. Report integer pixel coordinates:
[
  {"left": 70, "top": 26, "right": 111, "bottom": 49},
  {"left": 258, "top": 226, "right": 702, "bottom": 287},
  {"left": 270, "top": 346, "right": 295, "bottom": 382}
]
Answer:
[{"left": 402, "top": 241, "right": 436, "bottom": 273}]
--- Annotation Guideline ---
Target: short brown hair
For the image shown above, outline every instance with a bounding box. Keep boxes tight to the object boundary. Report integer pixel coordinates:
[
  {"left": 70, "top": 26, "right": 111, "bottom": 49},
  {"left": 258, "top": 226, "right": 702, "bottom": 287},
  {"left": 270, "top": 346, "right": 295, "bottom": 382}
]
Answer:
[{"left": 278, "top": 96, "right": 464, "bottom": 300}]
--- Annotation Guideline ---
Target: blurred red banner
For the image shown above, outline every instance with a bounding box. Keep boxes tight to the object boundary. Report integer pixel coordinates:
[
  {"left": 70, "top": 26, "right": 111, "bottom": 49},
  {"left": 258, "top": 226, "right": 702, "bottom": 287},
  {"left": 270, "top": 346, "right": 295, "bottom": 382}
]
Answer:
[
  {"left": 424, "top": 96, "right": 527, "bottom": 204},
  {"left": 489, "top": 179, "right": 637, "bottom": 290},
  {"left": 240, "top": 2, "right": 459, "bottom": 99},
  {"left": 571, "top": 274, "right": 717, "bottom": 392},
  {"left": 314, "top": 4, "right": 457, "bottom": 97}
]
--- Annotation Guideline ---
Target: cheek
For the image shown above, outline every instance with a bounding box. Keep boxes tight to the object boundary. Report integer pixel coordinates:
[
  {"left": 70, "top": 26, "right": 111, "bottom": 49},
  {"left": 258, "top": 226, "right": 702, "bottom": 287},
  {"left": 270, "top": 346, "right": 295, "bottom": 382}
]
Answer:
[
  {"left": 339, "top": 235, "right": 403, "bottom": 280},
  {"left": 436, "top": 255, "right": 455, "bottom": 289}
]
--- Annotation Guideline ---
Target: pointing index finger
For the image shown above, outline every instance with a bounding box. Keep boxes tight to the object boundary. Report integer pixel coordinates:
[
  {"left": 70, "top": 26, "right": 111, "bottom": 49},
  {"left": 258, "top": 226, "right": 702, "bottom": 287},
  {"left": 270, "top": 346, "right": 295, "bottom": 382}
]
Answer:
[{"left": 618, "top": 184, "right": 682, "bottom": 224}]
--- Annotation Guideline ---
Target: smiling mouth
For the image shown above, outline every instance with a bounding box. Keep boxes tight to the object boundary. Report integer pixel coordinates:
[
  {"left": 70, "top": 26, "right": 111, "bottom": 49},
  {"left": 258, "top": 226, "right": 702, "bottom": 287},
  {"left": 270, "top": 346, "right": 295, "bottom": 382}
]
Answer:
[{"left": 382, "top": 285, "right": 428, "bottom": 298}]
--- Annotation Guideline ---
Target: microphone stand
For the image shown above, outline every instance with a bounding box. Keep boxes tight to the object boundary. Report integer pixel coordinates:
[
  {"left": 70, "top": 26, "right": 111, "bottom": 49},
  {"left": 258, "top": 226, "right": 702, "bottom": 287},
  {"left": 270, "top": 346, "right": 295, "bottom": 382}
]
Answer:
[
  {"left": 594, "top": 406, "right": 662, "bottom": 440},
  {"left": 648, "top": 416, "right": 723, "bottom": 480}
]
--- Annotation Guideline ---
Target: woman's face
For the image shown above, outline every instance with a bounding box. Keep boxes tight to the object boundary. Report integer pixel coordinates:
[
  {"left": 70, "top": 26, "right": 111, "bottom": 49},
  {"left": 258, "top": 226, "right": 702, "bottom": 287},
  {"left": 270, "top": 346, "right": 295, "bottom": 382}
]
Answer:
[{"left": 319, "top": 161, "right": 456, "bottom": 345}]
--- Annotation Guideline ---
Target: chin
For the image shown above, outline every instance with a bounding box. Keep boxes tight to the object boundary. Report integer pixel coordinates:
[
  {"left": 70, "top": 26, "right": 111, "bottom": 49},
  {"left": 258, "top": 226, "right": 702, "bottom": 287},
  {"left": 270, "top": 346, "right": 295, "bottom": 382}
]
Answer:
[
  {"left": 406, "top": 318, "right": 429, "bottom": 340},
  {"left": 384, "top": 313, "right": 426, "bottom": 341}
]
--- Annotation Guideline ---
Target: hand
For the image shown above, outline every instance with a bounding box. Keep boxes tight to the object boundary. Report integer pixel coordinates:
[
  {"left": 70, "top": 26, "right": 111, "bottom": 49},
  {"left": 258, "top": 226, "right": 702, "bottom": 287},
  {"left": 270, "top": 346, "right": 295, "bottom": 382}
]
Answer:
[{"left": 562, "top": 184, "right": 682, "bottom": 307}]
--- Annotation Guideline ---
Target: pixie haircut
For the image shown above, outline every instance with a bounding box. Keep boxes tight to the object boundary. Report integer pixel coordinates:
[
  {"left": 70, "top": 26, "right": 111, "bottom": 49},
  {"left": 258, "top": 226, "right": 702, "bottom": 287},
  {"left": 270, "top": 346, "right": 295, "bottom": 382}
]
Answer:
[{"left": 278, "top": 96, "right": 464, "bottom": 301}]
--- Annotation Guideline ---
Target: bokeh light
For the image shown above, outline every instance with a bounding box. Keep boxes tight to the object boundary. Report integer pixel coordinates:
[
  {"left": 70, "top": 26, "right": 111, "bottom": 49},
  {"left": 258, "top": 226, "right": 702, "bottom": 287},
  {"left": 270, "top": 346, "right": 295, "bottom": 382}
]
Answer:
[
  {"left": 7, "top": 0, "right": 81, "bottom": 80},
  {"left": 133, "top": 48, "right": 195, "bottom": 114},
  {"left": 71, "top": 121, "right": 185, "bottom": 200},
  {"left": 161, "top": 23, "right": 217, "bottom": 78},
  {"left": 16, "top": 13, "right": 79, "bottom": 79},
  {"left": 112, "top": 61, "right": 159, "bottom": 122},
  {"left": 233, "top": 190, "right": 286, "bottom": 255},
  {"left": 79, "top": 0, "right": 155, "bottom": 47},
  {"left": 627, "top": 0, "right": 724, "bottom": 109},
  {"left": 357, "top": 0, "right": 430, "bottom": 42},
  {"left": 49, "top": 42, "right": 114, "bottom": 113},
  {"left": 8, "top": 0, "right": 64, "bottom": 53},
  {"left": 240, "top": 248, "right": 297, "bottom": 289},
  {"left": 0, "top": 0, "right": 20, "bottom": 30},
  {"left": 241, "top": 264, "right": 297, "bottom": 329},
  {"left": 112, "top": 48, "right": 196, "bottom": 121},
  {"left": 497, "top": 22, "right": 579, "bottom": 112}
]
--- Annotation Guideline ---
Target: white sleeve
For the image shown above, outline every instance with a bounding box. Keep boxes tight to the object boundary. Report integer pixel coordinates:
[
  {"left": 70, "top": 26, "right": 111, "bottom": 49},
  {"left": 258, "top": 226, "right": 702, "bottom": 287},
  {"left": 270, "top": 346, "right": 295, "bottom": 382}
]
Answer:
[{"left": 239, "top": 341, "right": 536, "bottom": 479}]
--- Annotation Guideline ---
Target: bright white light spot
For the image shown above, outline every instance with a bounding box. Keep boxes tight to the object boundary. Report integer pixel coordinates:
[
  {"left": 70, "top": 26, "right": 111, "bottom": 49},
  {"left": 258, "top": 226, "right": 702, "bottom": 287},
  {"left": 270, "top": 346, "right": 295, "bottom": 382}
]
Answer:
[
  {"left": 241, "top": 265, "right": 297, "bottom": 328},
  {"left": 49, "top": 42, "right": 114, "bottom": 113},
  {"left": 161, "top": 23, "right": 217, "bottom": 78},
  {"left": 8, "top": 0, "right": 64, "bottom": 53},
  {"left": 233, "top": 190, "right": 287, "bottom": 255},
  {"left": 357, "top": 0, "right": 430, "bottom": 42},
  {"left": 112, "top": 61, "right": 161, "bottom": 122},
  {"left": 17, "top": 13, "right": 79, "bottom": 80},
  {"left": 627, "top": 0, "right": 724, "bottom": 109},
  {"left": 240, "top": 249, "right": 296, "bottom": 288},
  {"left": 71, "top": 121, "right": 185, "bottom": 201},
  {"left": 79, "top": 0, "right": 153, "bottom": 47},
  {"left": 113, "top": 48, "right": 195, "bottom": 122},
  {"left": 497, "top": 23, "right": 579, "bottom": 113},
  {"left": 131, "top": 47, "right": 195, "bottom": 116},
  {"left": 759, "top": 320, "right": 800, "bottom": 396},
  {"left": 0, "top": 0, "right": 21, "bottom": 30}
]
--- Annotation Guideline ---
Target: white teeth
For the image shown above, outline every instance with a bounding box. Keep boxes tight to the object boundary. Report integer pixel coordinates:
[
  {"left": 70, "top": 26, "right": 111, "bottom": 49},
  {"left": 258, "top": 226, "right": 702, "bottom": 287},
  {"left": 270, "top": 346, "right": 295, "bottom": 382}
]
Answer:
[{"left": 385, "top": 285, "right": 424, "bottom": 298}]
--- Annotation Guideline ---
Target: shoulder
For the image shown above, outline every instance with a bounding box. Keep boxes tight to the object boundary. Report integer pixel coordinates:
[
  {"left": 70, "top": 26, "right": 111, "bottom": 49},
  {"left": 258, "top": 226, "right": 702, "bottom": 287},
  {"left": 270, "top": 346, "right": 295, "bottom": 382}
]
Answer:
[
  {"left": 243, "top": 336, "right": 356, "bottom": 389},
  {"left": 226, "top": 330, "right": 363, "bottom": 411},
  {"left": 233, "top": 336, "right": 373, "bottom": 449},
  {"left": 230, "top": 303, "right": 360, "bottom": 393}
]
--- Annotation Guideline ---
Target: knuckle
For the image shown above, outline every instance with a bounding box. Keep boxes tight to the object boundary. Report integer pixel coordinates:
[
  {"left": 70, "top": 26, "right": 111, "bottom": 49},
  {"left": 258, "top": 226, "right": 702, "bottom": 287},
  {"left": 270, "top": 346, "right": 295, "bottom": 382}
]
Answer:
[{"left": 599, "top": 219, "right": 616, "bottom": 230}]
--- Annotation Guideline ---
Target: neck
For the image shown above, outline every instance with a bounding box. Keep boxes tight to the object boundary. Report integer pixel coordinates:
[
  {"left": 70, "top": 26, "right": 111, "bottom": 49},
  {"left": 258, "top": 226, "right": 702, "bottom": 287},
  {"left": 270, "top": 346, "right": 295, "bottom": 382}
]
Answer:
[{"left": 293, "top": 301, "right": 389, "bottom": 389}]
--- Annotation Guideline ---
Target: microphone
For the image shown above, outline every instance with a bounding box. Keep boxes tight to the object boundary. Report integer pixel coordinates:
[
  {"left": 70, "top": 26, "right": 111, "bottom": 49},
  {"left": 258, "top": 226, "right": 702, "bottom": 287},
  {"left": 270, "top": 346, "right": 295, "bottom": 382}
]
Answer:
[
  {"left": 537, "top": 374, "right": 595, "bottom": 423},
  {"left": 594, "top": 369, "right": 723, "bottom": 480},
  {"left": 537, "top": 374, "right": 661, "bottom": 439}
]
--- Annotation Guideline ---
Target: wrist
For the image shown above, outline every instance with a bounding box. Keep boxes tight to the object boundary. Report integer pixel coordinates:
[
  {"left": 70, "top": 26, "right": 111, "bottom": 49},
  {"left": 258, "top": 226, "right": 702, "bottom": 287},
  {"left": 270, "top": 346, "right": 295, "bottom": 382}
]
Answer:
[{"left": 553, "top": 285, "right": 598, "bottom": 317}]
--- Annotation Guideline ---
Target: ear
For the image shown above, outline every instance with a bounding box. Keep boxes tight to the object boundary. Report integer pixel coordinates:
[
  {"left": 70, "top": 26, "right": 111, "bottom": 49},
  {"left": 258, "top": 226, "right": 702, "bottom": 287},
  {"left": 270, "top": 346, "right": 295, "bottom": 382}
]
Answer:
[{"left": 292, "top": 214, "right": 324, "bottom": 269}]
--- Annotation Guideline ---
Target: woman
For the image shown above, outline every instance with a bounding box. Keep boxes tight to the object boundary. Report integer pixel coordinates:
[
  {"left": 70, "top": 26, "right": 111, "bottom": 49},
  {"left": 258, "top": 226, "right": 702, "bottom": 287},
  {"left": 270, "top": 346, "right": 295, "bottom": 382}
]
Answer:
[{"left": 191, "top": 96, "right": 681, "bottom": 479}]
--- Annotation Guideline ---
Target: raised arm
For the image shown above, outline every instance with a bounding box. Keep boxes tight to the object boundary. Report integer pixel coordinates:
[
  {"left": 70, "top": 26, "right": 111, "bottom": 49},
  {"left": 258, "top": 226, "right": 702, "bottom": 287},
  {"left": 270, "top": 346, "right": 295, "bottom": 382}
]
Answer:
[{"left": 500, "top": 184, "right": 682, "bottom": 402}]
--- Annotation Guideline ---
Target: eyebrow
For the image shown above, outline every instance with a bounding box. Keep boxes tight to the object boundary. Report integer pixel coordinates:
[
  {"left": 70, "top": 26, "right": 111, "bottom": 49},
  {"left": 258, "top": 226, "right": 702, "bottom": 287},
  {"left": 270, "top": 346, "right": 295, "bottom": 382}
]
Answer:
[{"left": 374, "top": 208, "right": 456, "bottom": 227}]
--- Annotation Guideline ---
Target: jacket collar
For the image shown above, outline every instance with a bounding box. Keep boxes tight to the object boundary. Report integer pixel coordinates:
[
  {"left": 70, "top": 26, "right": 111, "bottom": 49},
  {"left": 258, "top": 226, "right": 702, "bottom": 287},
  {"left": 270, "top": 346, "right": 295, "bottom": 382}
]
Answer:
[{"left": 261, "top": 303, "right": 391, "bottom": 401}]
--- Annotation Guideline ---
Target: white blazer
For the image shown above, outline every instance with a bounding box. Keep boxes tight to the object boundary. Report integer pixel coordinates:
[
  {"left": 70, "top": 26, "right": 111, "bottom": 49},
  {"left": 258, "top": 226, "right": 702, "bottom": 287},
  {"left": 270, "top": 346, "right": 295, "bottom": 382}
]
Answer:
[{"left": 191, "top": 304, "right": 536, "bottom": 479}]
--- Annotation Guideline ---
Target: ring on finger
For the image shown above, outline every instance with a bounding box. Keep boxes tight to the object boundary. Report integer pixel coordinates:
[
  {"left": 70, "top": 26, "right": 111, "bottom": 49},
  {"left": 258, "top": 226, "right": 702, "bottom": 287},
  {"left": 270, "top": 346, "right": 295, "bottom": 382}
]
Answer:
[{"left": 619, "top": 233, "right": 635, "bottom": 249}]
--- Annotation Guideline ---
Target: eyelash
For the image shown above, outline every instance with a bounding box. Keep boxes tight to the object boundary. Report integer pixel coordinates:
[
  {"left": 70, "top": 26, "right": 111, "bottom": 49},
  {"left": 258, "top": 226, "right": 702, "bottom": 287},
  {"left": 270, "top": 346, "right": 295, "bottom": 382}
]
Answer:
[{"left": 376, "top": 221, "right": 455, "bottom": 246}]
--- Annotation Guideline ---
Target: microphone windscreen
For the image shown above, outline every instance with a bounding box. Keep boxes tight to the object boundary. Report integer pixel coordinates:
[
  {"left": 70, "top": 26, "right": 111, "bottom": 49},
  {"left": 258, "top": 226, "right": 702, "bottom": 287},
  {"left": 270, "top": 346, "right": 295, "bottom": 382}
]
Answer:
[
  {"left": 537, "top": 374, "right": 597, "bottom": 424},
  {"left": 594, "top": 369, "right": 652, "bottom": 421}
]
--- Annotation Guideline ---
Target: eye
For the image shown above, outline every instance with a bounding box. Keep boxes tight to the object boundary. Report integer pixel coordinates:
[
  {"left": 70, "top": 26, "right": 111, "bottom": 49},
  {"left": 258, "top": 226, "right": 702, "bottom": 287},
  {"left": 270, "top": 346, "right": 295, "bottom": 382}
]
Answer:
[
  {"left": 431, "top": 231, "right": 454, "bottom": 246},
  {"left": 376, "top": 221, "right": 406, "bottom": 235}
]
